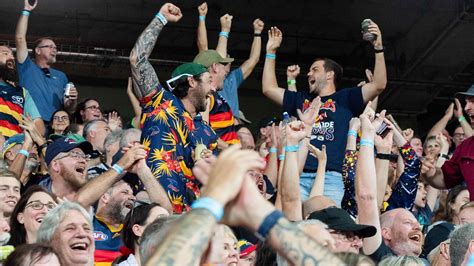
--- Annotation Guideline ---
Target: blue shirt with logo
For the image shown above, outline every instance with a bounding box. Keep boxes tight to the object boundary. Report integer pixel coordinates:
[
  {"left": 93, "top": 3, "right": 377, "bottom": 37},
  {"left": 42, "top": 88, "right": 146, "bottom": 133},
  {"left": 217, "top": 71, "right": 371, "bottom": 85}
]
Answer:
[{"left": 17, "top": 56, "right": 68, "bottom": 122}]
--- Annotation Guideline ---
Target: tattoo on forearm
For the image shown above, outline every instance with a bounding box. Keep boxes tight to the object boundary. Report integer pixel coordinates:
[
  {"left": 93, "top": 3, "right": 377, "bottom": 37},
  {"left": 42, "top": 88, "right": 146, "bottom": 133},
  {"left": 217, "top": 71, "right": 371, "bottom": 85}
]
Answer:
[
  {"left": 130, "top": 18, "right": 163, "bottom": 100},
  {"left": 269, "top": 218, "right": 344, "bottom": 265},
  {"left": 145, "top": 209, "right": 217, "bottom": 266}
]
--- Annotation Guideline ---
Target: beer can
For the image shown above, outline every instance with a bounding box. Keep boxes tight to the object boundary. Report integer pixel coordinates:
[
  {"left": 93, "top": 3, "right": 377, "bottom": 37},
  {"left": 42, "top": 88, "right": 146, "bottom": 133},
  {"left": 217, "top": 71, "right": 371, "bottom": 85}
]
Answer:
[
  {"left": 361, "top": 19, "right": 376, "bottom": 42},
  {"left": 65, "top": 82, "right": 74, "bottom": 97}
]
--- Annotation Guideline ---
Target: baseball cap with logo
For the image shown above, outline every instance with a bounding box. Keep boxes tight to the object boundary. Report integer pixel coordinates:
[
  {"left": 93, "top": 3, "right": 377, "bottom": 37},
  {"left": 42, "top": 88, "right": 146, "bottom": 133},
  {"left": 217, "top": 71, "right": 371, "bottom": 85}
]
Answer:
[
  {"left": 193, "top": 50, "right": 234, "bottom": 68},
  {"left": 1, "top": 133, "right": 24, "bottom": 158},
  {"left": 45, "top": 135, "right": 93, "bottom": 165}
]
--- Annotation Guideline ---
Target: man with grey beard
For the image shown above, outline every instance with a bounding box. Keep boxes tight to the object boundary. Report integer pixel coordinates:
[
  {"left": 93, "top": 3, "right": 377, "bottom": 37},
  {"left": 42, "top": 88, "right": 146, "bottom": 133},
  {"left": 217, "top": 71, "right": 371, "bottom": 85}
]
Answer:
[{"left": 93, "top": 180, "right": 135, "bottom": 264}]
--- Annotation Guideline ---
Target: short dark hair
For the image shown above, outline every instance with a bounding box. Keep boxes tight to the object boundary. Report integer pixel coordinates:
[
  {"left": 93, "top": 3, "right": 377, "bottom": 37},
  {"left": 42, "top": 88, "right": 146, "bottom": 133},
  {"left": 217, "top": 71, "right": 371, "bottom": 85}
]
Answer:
[
  {"left": 73, "top": 98, "right": 100, "bottom": 123},
  {"left": 33, "top": 37, "right": 54, "bottom": 49},
  {"left": 314, "top": 58, "right": 343, "bottom": 87},
  {"left": 172, "top": 74, "right": 203, "bottom": 99}
]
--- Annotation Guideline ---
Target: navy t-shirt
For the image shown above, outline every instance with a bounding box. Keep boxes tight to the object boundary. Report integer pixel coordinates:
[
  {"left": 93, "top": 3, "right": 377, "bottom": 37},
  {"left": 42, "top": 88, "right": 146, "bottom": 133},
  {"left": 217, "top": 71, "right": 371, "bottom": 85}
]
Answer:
[{"left": 283, "top": 87, "right": 364, "bottom": 172}]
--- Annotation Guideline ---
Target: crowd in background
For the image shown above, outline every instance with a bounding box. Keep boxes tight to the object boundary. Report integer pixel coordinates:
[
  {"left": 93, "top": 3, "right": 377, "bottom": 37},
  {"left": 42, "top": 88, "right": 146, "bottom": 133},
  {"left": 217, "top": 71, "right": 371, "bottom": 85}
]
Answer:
[{"left": 0, "top": 1, "right": 473, "bottom": 265}]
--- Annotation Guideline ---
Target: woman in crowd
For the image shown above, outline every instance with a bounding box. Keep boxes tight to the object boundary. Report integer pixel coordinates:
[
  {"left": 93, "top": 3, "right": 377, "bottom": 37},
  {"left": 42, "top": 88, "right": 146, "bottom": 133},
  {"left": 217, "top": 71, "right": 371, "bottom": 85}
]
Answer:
[
  {"left": 48, "top": 109, "right": 70, "bottom": 136},
  {"left": 8, "top": 186, "right": 58, "bottom": 246},
  {"left": 74, "top": 98, "right": 103, "bottom": 124},
  {"left": 114, "top": 203, "right": 170, "bottom": 266}
]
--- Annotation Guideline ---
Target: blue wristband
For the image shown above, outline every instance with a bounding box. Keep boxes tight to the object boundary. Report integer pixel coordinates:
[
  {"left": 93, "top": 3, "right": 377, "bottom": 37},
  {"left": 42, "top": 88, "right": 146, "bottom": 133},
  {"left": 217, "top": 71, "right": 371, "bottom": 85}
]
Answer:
[
  {"left": 269, "top": 147, "right": 277, "bottom": 153},
  {"left": 255, "top": 210, "right": 284, "bottom": 241},
  {"left": 155, "top": 12, "right": 168, "bottom": 26},
  {"left": 191, "top": 197, "right": 224, "bottom": 221},
  {"left": 360, "top": 139, "right": 374, "bottom": 148},
  {"left": 219, "top": 31, "right": 229, "bottom": 38},
  {"left": 266, "top": 53, "right": 276, "bottom": 59},
  {"left": 111, "top": 164, "right": 124, "bottom": 174},
  {"left": 284, "top": 145, "right": 299, "bottom": 152},
  {"left": 199, "top": 15, "right": 205, "bottom": 21},
  {"left": 22, "top": 10, "right": 30, "bottom": 17},
  {"left": 278, "top": 154, "right": 285, "bottom": 161},
  {"left": 18, "top": 149, "right": 29, "bottom": 158},
  {"left": 348, "top": 130, "right": 358, "bottom": 138}
]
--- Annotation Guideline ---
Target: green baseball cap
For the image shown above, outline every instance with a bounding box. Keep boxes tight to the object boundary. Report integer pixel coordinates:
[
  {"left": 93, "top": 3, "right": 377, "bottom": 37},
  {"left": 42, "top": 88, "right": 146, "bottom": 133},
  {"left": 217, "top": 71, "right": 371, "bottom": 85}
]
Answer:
[
  {"left": 171, "top": 63, "right": 208, "bottom": 79},
  {"left": 193, "top": 50, "right": 234, "bottom": 68},
  {"left": 167, "top": 63, "right": 208, "bottom": 91}
]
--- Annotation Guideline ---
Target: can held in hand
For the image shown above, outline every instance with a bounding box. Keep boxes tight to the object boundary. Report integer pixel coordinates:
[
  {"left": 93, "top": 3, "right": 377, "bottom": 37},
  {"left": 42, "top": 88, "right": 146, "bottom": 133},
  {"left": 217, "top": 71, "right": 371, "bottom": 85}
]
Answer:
[
  {"left": 361, "top": 19, "right": 376, "bottom": 42},
  {"left": 64, "top": 82, "right": 74, "bottom": 98}
]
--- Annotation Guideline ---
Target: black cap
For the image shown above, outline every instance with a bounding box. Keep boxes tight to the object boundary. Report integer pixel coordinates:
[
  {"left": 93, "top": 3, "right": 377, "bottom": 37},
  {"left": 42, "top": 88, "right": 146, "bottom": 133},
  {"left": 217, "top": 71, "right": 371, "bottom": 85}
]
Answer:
[
  {"left": 258, "top": 117, "right": 280, "bottom": 130},
  {"left": 308, "top": 207, "right": 377, "bottom": 238},
  {"left": 421, "top": 222, "right": 455, "bottom": 258}
]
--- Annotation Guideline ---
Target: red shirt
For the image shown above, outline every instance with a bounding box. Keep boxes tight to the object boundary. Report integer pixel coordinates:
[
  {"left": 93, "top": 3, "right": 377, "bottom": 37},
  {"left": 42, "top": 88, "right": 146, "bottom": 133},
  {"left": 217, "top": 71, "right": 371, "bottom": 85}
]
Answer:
[{"left": 442, "top": 136, "right": 474, "bottom": 201}]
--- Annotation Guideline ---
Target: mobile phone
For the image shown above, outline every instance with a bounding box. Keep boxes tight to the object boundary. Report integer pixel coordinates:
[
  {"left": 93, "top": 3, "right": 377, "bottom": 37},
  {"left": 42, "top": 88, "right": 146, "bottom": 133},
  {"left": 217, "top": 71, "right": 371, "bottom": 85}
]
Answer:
[
  {"left": 28, "top": 0, "right": 36, "bottom": 6},
  {"left": 376, "top": 121, "right": 390, "bottom": 138}
]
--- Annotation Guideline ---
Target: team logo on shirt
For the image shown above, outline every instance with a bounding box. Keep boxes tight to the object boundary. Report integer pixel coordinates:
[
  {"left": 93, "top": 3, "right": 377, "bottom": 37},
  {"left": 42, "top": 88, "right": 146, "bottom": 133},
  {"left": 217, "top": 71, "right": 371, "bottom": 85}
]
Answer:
[
  {"left": 307, "top": 98, "right": 336, "bottom": 141},
  {"left": 11, "top": 96, "right": 24, "bottom": 107},
  {"left": 93, "top": 231, "right": 108, "bottom": 241}
]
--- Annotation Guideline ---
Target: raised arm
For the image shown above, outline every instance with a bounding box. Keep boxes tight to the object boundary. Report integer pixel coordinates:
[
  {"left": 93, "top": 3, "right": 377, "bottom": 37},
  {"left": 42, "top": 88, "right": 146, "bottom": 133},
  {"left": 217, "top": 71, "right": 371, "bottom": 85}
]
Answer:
[
  {"left": 427, "top": 103, "right": 454, "bottom": 137},
  {"left": 196, "top": 2, "right": 208, "bottom": 52},
  {"left": 280, "top": 121, "right": 307, "bottom": 221},
  {"left": 239, "top": 19, "right": 263, "bottom": 79},
  {"left": 286, "top": 65, "right": 300, "bottom": 92},
  {"left": 262, "top": 27, "right": 286, "bottom": 105},
  {"left": 75, "top": 144, "right": 146, "bottom": 208},
  {"left": 374, "top": 121, "right": 393, "bottom": 210},
  {"left": 356, "top": 112, "right": 382, "bottom": 255},
  {"left": 146, "top": 145, "right": 266, "bottom": 265},
  {"left": 129, "top": 3, "right": 182, "bottom": 101},
  {"left": 454, "top": 98, "right": 473, "bottom": 138},
  {"left": 307, "top": 144, "right": 327, "bottom": 198},
  {"left": 296, "top": 97, "right": 321, "bottom": 175},
  {"left": 125, "top": 77, "right": 142, "bottom": 128},
  {"left": 134, "top": 158, "right": 173, "bottom": 213},
  {"left": 361, "top": 22, "right": 387, "bottom": 103},
  {"left": 341, "top": 118, "right": 360, "bottom": 217},
  {"left": 215, "top": 14, "right": 232, "bottom": 58},
  {"left": 15, "top": 0, "right": 37, "bottom": 63},
  {"left": 8, "top": 132, "right": 33, "bottom": 183}
]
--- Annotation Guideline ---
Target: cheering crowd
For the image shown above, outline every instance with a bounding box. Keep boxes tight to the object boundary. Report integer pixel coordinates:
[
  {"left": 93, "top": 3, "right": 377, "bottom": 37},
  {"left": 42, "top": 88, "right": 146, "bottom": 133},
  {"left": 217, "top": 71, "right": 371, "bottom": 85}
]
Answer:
[{"left": 0, "top": 1, "right": 473, "bottom": 265}]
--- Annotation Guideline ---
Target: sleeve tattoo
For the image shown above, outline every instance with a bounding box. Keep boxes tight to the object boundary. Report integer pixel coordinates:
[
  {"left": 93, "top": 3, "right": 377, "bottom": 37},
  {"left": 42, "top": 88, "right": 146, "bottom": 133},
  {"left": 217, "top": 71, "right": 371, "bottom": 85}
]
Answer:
[
  {"left": 269, "top": 218, "right": 345, "bottom": 265},
  {"left": 145, "top": 209, "right": 217, "bottom": 266},
  {"left": 130, "top": 18, "right": 164, "bottom": 100}
]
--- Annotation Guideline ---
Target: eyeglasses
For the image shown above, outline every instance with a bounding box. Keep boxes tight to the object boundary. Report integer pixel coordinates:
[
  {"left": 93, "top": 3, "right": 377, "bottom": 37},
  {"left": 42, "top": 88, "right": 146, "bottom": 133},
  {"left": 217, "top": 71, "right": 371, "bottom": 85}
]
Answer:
[
  {"left": 56, "top": 150, "right": 90, "bottom": 161},
  {"left": 84, "top": 105, "right": 100, "bottom": 111},
  {"left": 25, "top": 201, "right": 56, "bottom": 211},
  {"left": 53, "top": 115, "right": 69, "bottom": 121},
  {"left": 38, "top": 45, "right": 57, "bottom": 50}
]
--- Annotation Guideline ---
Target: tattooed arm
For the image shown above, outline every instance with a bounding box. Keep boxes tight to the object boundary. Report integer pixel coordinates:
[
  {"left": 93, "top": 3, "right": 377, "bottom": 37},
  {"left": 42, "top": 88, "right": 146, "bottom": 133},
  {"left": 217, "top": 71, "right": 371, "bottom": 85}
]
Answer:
[
  {"left": 145, "top": 208, "right": 217, "bottom": 266},
  {"left": 129, "top": 3, "right": 183, "bottom": 100},
  {"left": 268, "top": 218, "right": 344, "bottom": 265}
]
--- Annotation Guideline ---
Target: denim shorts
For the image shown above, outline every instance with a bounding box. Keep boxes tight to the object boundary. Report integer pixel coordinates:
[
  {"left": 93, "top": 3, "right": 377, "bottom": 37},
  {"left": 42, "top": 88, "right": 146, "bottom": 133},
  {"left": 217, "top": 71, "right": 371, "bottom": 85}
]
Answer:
[{"left": 300, "top": 170, "right": 344, "bottom": 206}]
